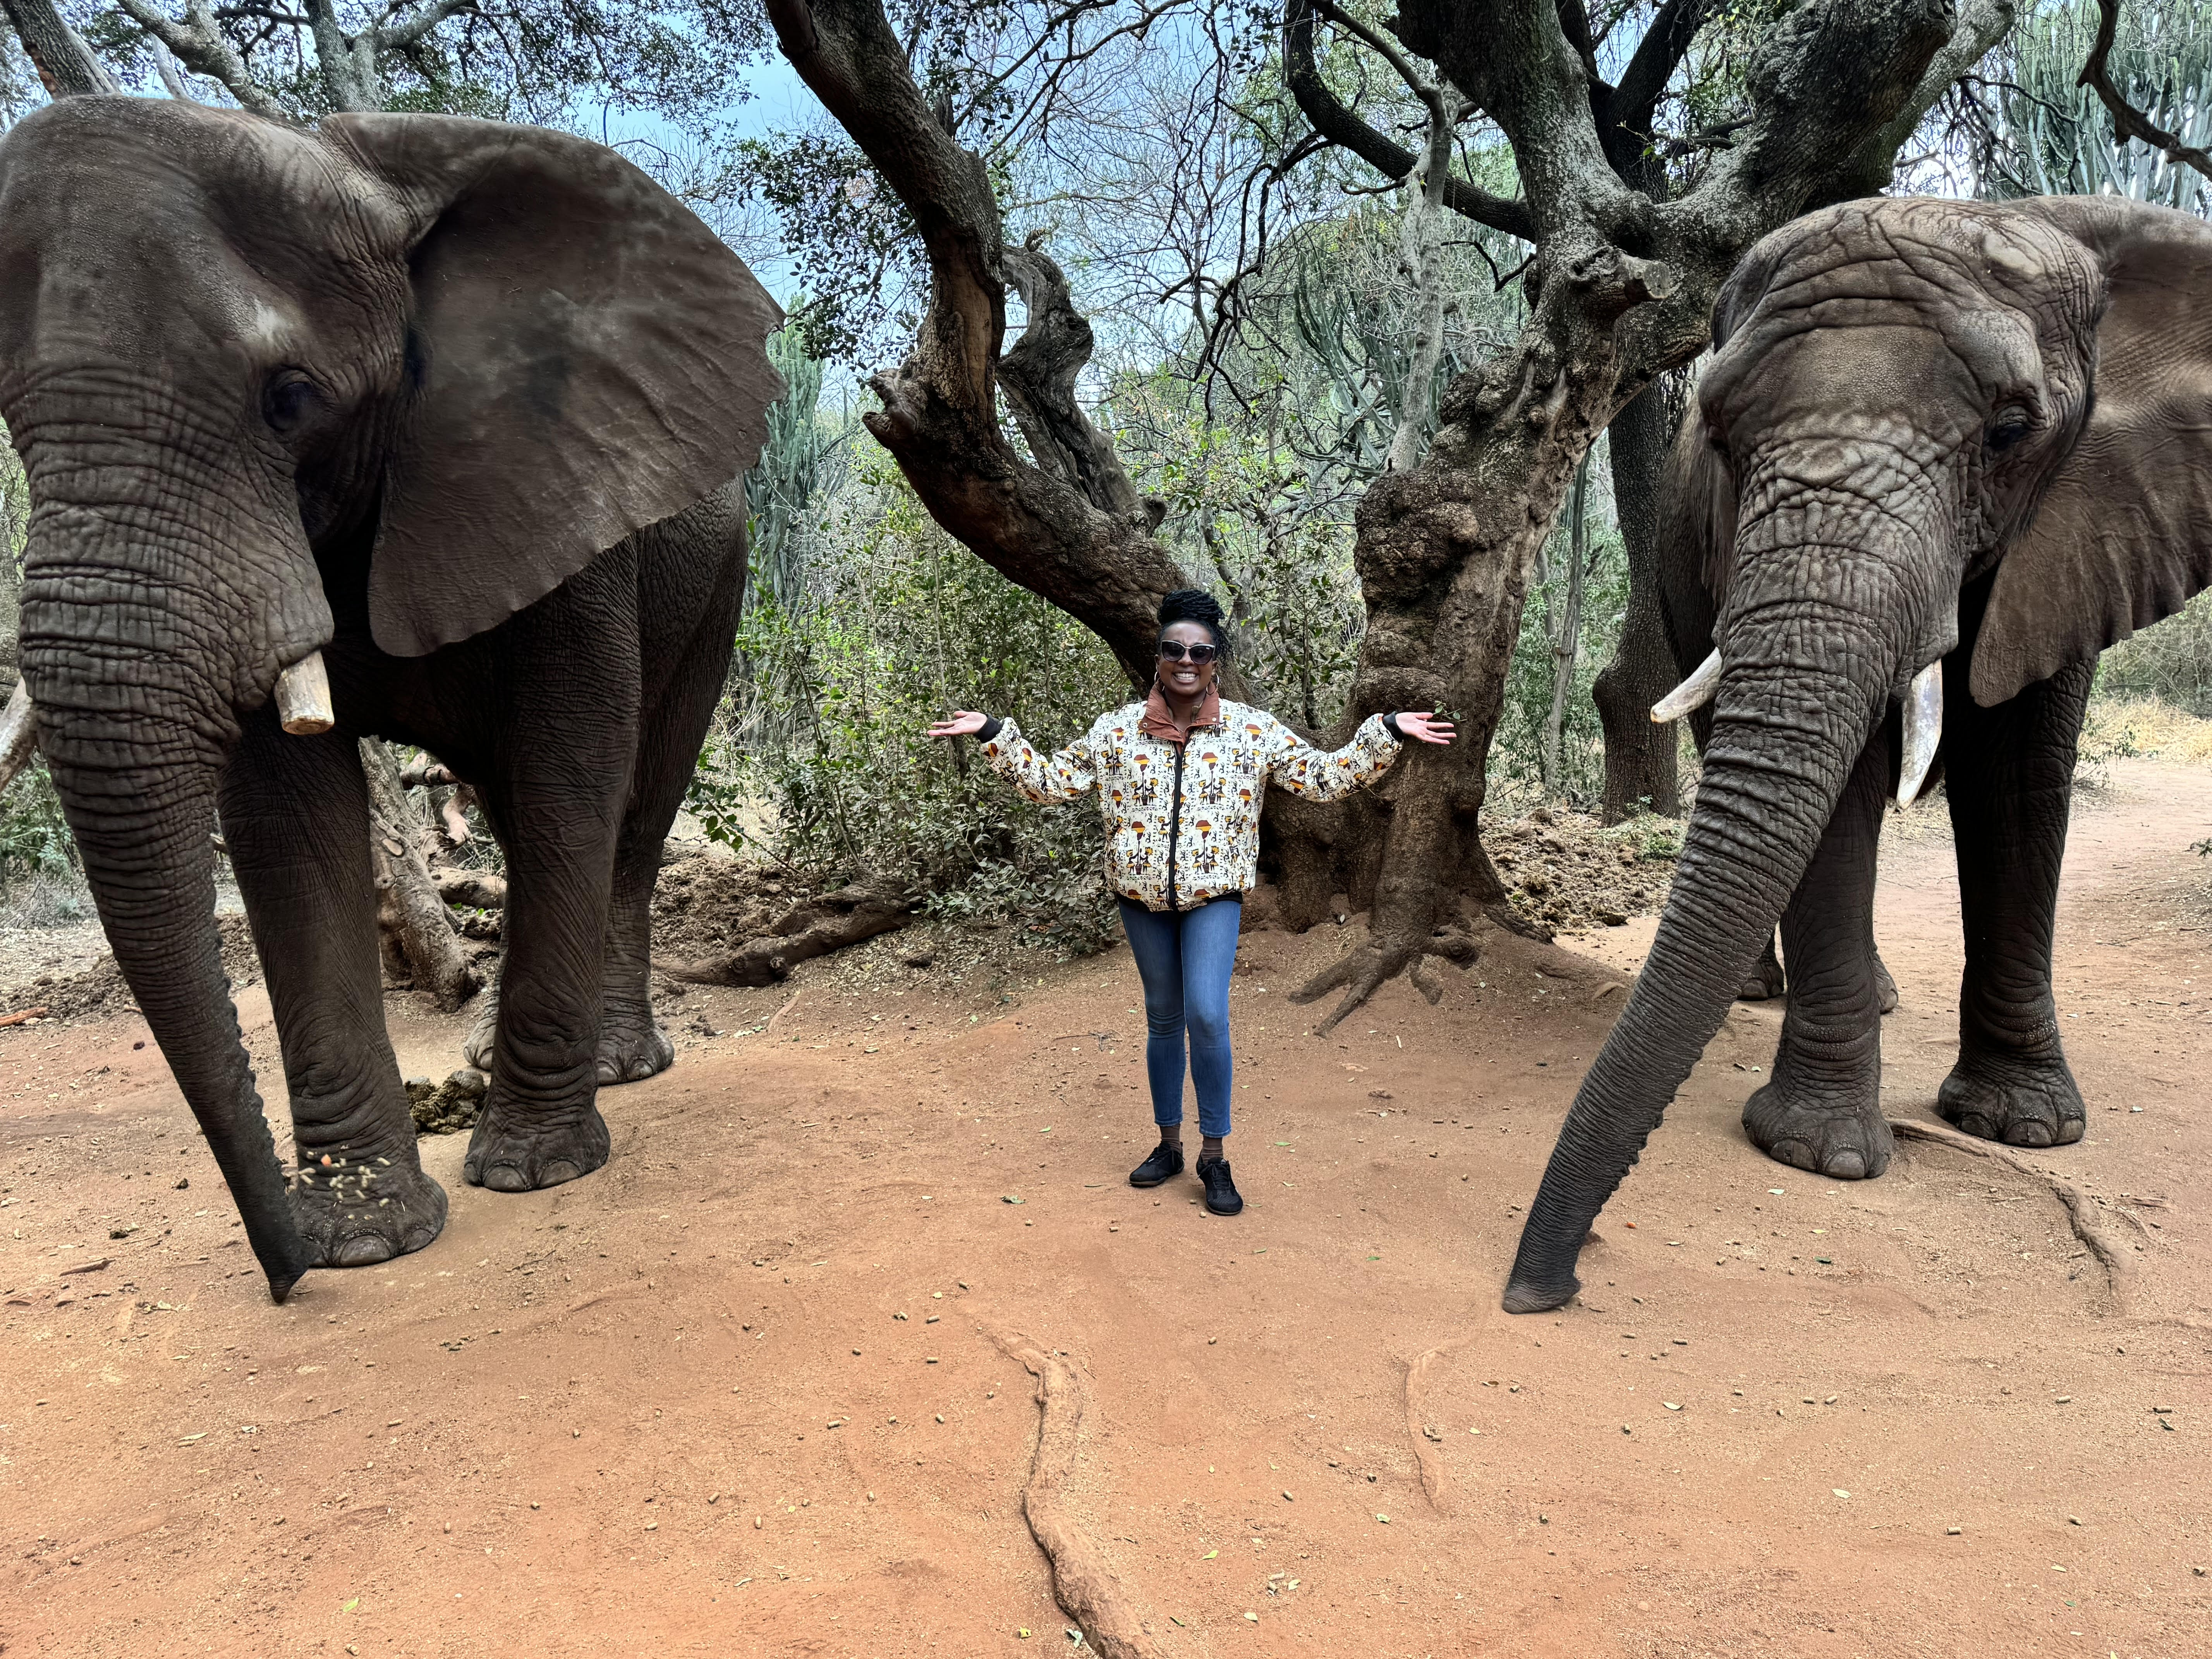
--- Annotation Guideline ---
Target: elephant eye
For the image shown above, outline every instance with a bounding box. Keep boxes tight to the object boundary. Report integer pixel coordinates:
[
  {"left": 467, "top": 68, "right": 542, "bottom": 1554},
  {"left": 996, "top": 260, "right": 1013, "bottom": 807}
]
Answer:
[
  {"left": 1986, "top": 408, "right": 2035, "bottom": 453},
  {"left": 262, "top": 369, "right": 325, "bottom": 437}
]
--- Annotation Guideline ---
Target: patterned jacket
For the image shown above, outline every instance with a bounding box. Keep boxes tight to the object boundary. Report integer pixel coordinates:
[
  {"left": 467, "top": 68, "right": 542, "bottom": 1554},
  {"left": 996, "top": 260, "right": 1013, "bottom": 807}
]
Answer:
[{"left": 980, "top": 700, "right": 1402, "bottom": 912}]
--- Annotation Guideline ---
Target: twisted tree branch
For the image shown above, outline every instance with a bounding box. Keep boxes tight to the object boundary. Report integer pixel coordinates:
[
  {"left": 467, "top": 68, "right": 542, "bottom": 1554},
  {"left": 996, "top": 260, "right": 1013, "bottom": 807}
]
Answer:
[
  {"left": 2078, "top": 0, "right": 2212, "bottom": 184},
  {"left": 112, "top": 0, "right": 294, "bottom": 119},
  {"left": 766, "top": 0, "right": 1203, "bottom": 688},
  {"left": 1283, "top": 0, "right": 1535, "bottom": 241}
]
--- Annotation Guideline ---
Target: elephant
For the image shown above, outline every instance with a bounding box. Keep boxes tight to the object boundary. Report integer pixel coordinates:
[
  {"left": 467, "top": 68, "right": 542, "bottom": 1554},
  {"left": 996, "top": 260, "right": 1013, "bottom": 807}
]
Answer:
[
  {"left": 0, "top": 96, "right": 782, "bottom": 1302},
  {"left": 1502, "top": 192, "right": 2212, "bottom": 1314}
]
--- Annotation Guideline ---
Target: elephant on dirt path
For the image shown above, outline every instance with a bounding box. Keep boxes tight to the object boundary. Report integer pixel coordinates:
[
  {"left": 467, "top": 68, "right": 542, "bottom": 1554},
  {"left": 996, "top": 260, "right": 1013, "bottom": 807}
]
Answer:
[
  {"left": 1504, "top": 193, "right": 2212, "bottom": 1313},
  {"left": 0, "top": 97, "right": 782, "bottom": 1300}
]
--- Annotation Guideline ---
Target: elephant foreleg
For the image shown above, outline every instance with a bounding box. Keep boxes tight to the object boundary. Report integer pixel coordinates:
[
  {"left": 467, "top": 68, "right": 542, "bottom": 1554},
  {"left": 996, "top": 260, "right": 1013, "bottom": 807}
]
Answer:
[
  {"left": 1937, "top": 651, "right": 2094, "bottom": 1149},
  {"left": 218, "top": 706, "right": 448, "bottom": 1266},
  {"left": 1743, "top": 721, "right": 1894, "bottom": 1180},
  {"left": 461, "top": 570, "right": 639, "bottom": 1192}
]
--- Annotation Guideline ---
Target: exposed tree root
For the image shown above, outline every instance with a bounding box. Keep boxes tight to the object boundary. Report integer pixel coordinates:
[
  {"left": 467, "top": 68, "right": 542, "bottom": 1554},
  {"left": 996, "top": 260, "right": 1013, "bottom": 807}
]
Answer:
[
  {"left": 980, "top": 1325, "right": 1163, "bottom": 1659},
  {"left": 1289, "top": 926, "right": 1482, "bottom": 1035},
  {"left": 1889, "top": 1117, "right": 2133, "bottom": 1300},
  {"left": 433, "top": 869, "right": 507, "bottom": 910},
  {"left": 668, "top": 874, "right": 914, "bottom": 989},
  {"left": 1403, "top": 1333, "right": 1477, "bottom": 1508},
  {"left": 362, "top": 738, "right": 479, "bottom": 1012}
]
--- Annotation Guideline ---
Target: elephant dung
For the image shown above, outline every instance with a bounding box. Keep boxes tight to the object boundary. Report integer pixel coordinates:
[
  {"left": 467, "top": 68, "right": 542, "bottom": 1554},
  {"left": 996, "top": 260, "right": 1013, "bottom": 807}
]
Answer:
[{"left": 408, "top": 1068, "right": 490, "bottom": 1136}]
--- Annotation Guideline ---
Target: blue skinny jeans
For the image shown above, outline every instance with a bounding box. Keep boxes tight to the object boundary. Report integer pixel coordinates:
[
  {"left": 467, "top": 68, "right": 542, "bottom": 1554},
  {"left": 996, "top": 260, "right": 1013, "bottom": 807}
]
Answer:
[{"left": 1118, "top": 896, "right": 1241, "bottom": 1141}]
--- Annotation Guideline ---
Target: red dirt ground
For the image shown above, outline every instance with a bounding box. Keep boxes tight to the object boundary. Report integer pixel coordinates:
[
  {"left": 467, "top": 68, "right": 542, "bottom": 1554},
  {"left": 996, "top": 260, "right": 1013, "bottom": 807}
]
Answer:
[{"left": 2, "top": 761, "right": 2207, "bottom": 1658}]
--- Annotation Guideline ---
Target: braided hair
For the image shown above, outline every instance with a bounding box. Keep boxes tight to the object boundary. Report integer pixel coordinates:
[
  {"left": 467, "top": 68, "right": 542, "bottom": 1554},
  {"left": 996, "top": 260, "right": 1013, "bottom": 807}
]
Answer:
[{"left": 1157, "top": 588, "right": 1228, "bottom": 654}]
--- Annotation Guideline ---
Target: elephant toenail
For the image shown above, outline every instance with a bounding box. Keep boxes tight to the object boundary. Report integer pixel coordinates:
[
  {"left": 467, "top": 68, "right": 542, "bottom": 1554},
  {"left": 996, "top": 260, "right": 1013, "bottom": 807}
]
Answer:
[
  {"left": 596, "top": 1060, "right": 620, "bottom": 1084},
  {"left": 483, "top": 1163, "right": 533, "bottom": 1193},
  {"left": 2007, "top": 1121, "right": 2054, "bottom": 1148},
  {"left": 334, "top": 1235, "right": 396, "bottom": 1266},
  {"left": 1825, "top": 1151, "right": 1867, "bottom": 1179},
  {"left": 539, "top": 1160, "right": 583, "bottom": 1187}
]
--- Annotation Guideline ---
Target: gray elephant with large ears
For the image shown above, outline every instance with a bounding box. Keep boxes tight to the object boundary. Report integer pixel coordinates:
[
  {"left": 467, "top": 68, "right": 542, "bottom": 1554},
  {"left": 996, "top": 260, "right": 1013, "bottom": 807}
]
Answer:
[
  {"left": 0, "top": 97, "right": 782, "bottom": 1302},
  {"left": 1503, "top": 193, "right": 2212, "bottom": 1315}
]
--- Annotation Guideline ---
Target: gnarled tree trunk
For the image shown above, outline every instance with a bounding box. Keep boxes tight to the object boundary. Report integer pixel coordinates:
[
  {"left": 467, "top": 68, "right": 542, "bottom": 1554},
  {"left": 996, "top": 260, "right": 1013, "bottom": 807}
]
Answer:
[{"left": 1592, "top": 381, "right": 1685, "bottom": 821}]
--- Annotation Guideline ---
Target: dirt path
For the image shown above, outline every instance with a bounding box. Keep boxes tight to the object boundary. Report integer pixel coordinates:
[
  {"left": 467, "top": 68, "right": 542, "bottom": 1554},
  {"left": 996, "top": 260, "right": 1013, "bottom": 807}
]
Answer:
[{"left": 1, "top": 761, "right": 2206, "bottom": 1657}]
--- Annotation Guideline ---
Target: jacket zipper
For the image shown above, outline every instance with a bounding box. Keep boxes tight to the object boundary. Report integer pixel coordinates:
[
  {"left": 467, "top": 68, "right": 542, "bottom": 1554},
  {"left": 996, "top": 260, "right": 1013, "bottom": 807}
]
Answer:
[{"left": 1164, "top": 739, "right": 1187, "bottom": 912}]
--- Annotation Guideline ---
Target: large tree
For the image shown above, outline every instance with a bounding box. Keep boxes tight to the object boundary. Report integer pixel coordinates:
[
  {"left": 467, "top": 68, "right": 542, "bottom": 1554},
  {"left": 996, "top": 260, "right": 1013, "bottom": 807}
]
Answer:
[{"left": 764, "top": 0, "right": 2012, "bottom": 1026}]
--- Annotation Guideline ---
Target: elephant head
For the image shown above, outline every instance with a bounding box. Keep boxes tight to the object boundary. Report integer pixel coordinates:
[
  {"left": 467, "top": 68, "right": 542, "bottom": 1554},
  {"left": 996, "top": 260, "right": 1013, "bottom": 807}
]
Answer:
[
  {"left": 1503, "top": 194, "right": 2212, "bottom": 1314},
  {"left": 0, "top": 97, "right": 781, "bottom": 1300}
]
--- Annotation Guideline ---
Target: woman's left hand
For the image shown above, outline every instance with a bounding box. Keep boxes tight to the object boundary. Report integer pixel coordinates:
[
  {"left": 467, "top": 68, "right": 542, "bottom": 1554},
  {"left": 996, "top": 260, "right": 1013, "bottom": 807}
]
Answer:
[{"left": 1395, "top": 711, "right": 1456, "bottom": 745}]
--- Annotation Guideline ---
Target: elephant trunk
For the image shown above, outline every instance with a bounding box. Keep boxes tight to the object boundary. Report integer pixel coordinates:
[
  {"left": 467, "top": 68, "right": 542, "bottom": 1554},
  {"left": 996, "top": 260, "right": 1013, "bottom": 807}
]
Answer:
[
  {"left": 1502, "top": 510, "right": 1922, "bottom": 1312},
  {"left": 17, "top": 456, "right": 316, "bottom": 1302}
]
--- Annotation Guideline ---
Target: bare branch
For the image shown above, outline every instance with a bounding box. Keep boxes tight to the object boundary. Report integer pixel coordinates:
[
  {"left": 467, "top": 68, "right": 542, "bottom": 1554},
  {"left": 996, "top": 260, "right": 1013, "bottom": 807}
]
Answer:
[
  {"left": 373, "top": 0, "right": 478, "bottom": 53},
  {"left": 112, "top": 0, "right": 296, "bottom": 119},
  {"left": 1283, "top": 0, "right": 1534, "bottom": 241},
  {"left": 1396, "top": 0, "right": 1647, "bottom": 242},
  {"left": 2077, "top": 0, "right": 2212, "bottom": 184},
  {"left": 1606, "top": 0, "right": 1718, "bottom": 144}
]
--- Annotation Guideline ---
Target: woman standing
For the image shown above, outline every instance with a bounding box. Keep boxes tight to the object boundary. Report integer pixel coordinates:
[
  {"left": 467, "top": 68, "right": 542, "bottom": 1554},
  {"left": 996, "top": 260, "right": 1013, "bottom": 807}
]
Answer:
[{"left": 927, "top": 591, "right": 1454, "bottom": 1216}]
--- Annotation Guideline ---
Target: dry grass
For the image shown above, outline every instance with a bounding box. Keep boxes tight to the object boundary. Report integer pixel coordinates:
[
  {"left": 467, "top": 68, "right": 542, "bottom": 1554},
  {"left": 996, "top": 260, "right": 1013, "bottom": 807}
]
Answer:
[{"left": 2081, "top": 694, "right": 2212, "bottom": 766}]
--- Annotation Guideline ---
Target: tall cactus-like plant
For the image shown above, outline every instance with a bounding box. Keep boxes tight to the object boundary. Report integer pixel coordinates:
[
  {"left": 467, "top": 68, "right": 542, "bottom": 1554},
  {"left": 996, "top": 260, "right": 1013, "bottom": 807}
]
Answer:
[
  {"left": 1981, "top": 1, "right": 2212, "bottom": 213},
  {"left": 744, "top": 324, "right": 831, "bottom": 615}
]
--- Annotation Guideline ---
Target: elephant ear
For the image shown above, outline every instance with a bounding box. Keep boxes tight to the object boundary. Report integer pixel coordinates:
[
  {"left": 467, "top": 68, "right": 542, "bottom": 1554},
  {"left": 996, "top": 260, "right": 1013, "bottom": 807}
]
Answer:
[
  {"left": 325, "top": 113, "right": 783, "bottom": 657},
  {"left": 1971, "top": 198, "right": 2212, "bottom": 707}
]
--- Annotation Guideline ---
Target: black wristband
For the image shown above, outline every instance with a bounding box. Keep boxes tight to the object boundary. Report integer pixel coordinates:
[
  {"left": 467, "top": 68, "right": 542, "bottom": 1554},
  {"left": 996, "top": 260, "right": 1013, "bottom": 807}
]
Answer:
[
  {"left": 1382, "top": 712, "right": 1406, "bottom": 741},
  {"left": 975, "top": 716, "right": 1004, "bottom": 742}
]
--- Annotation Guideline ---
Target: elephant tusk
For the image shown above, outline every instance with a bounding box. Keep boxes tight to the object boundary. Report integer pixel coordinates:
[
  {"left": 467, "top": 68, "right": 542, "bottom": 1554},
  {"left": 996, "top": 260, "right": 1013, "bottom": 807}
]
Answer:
[
  {"left": 1895, "top": 660, "right": 1943, "bottom": 808},
  {"left": 1649, "top": 649, "right": 1723, "bottom": 723},
  {"left": 0, "top": 680, "right": 37, "bottom": 792},
  {"left": 275, "top": 651, "right": 335, "bottom": 735}
]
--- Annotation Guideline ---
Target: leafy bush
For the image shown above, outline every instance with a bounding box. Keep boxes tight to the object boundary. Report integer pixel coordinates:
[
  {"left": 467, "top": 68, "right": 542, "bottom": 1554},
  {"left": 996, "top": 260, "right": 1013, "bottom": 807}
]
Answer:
[
  {"left": 696, "top": 455, "right": 1132, "bottom": 958},
  {"left": 2094, "top": 589, "right": 2212, "bottom": 716}
]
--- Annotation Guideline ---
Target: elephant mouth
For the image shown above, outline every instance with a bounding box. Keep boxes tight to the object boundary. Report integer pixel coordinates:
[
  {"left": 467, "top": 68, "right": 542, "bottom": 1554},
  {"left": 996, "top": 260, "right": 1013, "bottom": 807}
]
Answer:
[{"left": 1651, "top": 646, "right": 1946, "bottom": 805}]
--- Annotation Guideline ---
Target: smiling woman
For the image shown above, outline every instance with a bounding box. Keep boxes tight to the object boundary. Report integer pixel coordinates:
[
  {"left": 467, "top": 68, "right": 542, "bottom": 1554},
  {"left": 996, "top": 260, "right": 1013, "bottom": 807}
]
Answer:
[{"left": 929, "top": 588, "right": 1455, "bottom": 1216}]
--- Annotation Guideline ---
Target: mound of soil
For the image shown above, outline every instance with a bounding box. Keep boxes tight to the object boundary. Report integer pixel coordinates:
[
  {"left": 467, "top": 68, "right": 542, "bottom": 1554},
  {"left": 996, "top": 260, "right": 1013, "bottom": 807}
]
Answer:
[
  {"left": 5, "top": 912, "right": 262, "bottom": 1024},
  {"left": 648, "top": 856, "right": 795, "bottom": 963},
  {"left": 1485, "top": 807, "right": 1680, "bottom": 933}
]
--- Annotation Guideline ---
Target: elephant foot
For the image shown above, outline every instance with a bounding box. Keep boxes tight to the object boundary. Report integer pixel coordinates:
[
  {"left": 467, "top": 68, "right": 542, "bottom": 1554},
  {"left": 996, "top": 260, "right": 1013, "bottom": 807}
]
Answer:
[
  {"left": 1937, "top": 1046, "right": 2085, "bottom": 1149},
  {"left": 1501, "top": 1271, "right": 1580, "bottom": 1315},
  {"left": 461, "top": 979, "right": 499, "bottom": 1072},
  {"left": 292, "top": 1154, "right": 448, "bottom": 1267},
  {"left": 597, "top": 1010, "right": 674, "bottom": 1085},
  {"left": 1744, "top": 1081, "right": 1893, "bottom": 1180},
  {"left": 1874, "top": 954, "right": 1898, "bottom": 1015},
  {"left": 463, "top": 1097, "right": 610, "bottom": 1192},
  {"left": 1738, "top": 936, "right": 1786, "bottom": 1002}
]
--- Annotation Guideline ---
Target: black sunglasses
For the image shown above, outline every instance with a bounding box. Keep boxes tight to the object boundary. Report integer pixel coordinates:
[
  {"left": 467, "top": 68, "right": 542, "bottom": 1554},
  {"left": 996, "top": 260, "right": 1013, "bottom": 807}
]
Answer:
[{"left": 1158, "top": 640, "right": 1220, "bottom": 664}]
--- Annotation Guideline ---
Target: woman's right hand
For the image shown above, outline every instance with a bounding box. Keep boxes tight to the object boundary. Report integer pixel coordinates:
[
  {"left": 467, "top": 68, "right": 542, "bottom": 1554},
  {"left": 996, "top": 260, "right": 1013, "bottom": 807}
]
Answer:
[{"left": 927, "top": 710, "right": 990, "bottom": 740}]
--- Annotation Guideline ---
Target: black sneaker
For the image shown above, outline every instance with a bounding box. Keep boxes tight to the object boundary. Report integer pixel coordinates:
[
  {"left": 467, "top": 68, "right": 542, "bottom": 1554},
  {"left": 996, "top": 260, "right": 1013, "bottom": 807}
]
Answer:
[
  {"left": 1129, "top": 1140, "right": 1184, "bottom": 1188},
  {"left": 1196, "top": 1156, "right": 1242, "bottom": 1216}
]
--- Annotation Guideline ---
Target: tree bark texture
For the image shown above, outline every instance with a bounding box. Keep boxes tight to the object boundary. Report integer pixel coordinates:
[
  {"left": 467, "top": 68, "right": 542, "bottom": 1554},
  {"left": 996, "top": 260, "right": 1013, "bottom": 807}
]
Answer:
[
  {"left": 1591, "top": 381, "right": 1684, "bottom": 820},
  {"left": 361, "top": 738, "right": 479, "bottom": 1012},
  {"left": 1542, "top": 452, "right": 1592, "bottom": 797},
  {"left": 2, "top": 0, "right": 118, "bottom": 95}
]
